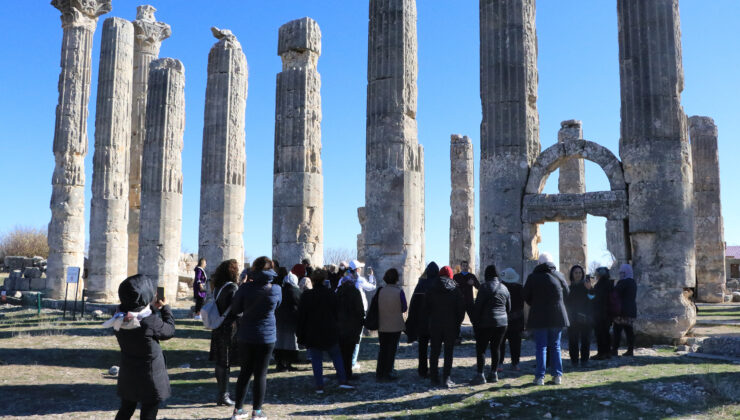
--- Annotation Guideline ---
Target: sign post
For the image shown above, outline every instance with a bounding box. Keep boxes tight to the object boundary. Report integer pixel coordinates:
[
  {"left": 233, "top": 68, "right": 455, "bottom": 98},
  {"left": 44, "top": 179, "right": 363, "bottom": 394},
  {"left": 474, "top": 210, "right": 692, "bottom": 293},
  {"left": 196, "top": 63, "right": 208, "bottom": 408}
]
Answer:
[{"left": 63, "top": 267, "right": 80, "bottom": 320}]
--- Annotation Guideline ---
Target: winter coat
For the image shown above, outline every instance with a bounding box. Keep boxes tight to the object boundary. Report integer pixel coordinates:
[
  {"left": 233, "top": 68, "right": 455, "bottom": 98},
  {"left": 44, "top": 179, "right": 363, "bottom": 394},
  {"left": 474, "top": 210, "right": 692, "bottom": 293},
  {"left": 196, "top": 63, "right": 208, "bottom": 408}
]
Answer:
[
  {"left": 590, "top": 275, "right": 613, "bottom": 322},
  {"left": 614, "top": 277, "right": 637, "bottom": 318},
  {"left": 473, "top": 278, "right": 511, "bottom": 328},
  {"left": 502, "top": 282, "right": 525, "bottom": 332},
  {"left": 232, "top": 270, "right": 282, "bottom": 344},
  {"left": 275, "top": 282, "right": 301, "bottom": 327},
  {"left": 523, "top": 263, "right": 570, "bottom": 329},
  {"left": 405, "top": 262, "right": 439, "bottom": 342},
  {"left": 453, "top": 271, "right": 480, "bottom": 308},
  {"left": 115, "top": 305, "right": 175, "bottom": 403},
  {"left": 378, "top": 284, "right": 408, "bottom": 333},
  {"left": 425, "top": 276, "right": 466, "bottom": 338},
  {"left": 297, "top": 284, "right": 339, "bottom": 350},
  {"left": 336, "top": 280, "right": 365, "bottom": 343},
  {"left": 565, "top": 281, "right": 592, "bottom": 326},
  {"left": 214, "top": 282, "right": 240, "bottom": 329},
  {"left": 193, "top": 267, "right": 207, "bottom": 299}
]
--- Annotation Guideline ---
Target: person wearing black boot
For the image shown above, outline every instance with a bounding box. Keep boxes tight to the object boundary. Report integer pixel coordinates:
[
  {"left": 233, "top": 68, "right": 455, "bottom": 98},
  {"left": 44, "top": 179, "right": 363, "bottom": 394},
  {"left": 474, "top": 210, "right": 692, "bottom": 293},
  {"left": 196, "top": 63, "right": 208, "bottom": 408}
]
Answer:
[
  {"left": 613, "top": 264, "right": 637, "bottom": 357},
  {"left": 209, "top": 259, "right": 240, "bottom": 407},
  {"left": 471, "top": 265, "right": 510, "bottom": 385},
  {"left": 425, "top": 266, "right": 465, "bottom": 388},
  {"left": 565, "top": 265, "right": 592, "bottom": 367},
  {"left": 274, "top": 271, "right": 302, "bottom": 372},
  {"left": 406, "top": 262, "right": 439, "bottom": 378},
  {"left": 590, "top": 267, "right": 613, "bottom": 360}
]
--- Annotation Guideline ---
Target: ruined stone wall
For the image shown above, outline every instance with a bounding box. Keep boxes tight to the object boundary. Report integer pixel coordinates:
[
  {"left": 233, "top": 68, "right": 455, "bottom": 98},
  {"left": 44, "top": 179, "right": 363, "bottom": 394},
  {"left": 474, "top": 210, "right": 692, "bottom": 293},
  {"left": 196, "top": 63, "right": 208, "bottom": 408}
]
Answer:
[
  {"left": 557, "top": 120, "right": 587, "bottom": 274},
  {"left": 272, "top": 18, "right": 323, "bottom": 268},
  {"left": 450, "top": 135, "right": 475, "bottom": 270}
]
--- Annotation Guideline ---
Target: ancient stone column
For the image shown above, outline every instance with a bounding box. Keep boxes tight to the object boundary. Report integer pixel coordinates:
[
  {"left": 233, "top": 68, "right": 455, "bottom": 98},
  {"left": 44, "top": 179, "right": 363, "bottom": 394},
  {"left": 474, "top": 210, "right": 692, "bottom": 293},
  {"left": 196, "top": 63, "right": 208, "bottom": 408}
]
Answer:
[
  {"left": 557, "top": 120, "right": 587, "bottom": 274},
  {"left": 449, "top": 135, "right": 475, "bottom": 271},
  {"left": 272, "top": 18, "right": 324, "bottom": 268},
  {"left": 199, "top": 28, "right": 247, "bottom": 274},
  {"left": 618, "top": 0, "right": 696, "bottom": 339},
  {"left": 88, "top": 17, "right": 134, "bottom": 302},
  {"left": 128, "top": 5, "right": 171, "bottom": 276},
  {"left": 361, "top": 0, "right": 425, "bottom": 294},
  {"left": 689, "top": 116, "right": 726, "bottom": 303},
  {"left": 479, "top": 0, "right": 540, "bottom": 279},
  {"left": 138, "top": 58, "right": 185, "bottom": 304},
  {"left": 47, "top": 0, "right": 112, "bottom": 298}
]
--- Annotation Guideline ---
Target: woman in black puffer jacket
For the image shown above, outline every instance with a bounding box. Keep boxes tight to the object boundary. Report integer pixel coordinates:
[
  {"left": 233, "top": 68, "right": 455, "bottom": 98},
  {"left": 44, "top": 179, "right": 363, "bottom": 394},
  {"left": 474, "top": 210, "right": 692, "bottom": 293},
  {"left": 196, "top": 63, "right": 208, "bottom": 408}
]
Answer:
[{"left": 471, "top": 265, "right": 511, "bottom": 384}]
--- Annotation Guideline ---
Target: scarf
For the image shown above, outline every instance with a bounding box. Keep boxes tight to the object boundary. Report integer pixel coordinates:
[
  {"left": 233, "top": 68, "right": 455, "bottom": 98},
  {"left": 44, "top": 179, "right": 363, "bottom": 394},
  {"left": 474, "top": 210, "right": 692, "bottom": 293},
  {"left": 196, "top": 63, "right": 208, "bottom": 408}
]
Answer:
[
  {"left": 102, "top": 305, "right": 153, "bottom": 331},
  {"left": 284, "top": 272, "right": 299, "bottom": 288}
]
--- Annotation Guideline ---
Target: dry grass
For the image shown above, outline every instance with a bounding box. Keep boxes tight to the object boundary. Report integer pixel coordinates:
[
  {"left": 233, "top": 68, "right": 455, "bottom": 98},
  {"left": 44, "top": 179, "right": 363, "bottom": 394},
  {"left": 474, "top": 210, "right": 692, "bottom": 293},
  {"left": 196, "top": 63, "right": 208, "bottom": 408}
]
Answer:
[{"left": 0, "top": 225, "right": 48, "bottom": 260}]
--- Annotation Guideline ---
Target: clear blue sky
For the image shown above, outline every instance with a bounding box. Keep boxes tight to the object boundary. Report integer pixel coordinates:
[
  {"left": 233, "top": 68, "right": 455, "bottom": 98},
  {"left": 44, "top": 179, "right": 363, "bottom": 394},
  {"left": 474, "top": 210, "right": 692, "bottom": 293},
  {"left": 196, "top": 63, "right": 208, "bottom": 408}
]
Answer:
[{"left": 1, "top": 1, "right": 738, "bottom": 271}]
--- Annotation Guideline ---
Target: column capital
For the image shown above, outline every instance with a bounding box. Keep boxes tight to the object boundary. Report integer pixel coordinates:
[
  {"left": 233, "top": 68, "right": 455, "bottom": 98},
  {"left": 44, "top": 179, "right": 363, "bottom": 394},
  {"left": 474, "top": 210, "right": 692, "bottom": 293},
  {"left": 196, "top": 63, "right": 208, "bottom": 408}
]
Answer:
[
  {"left": 51, "top": 0, "right": 111, "bottom": 30},
  {"left": 133, "top": 5, "right": 171, "bottom": 54},
  {"left": 211, "top": 27, "right": 241, "bottom": 49}
]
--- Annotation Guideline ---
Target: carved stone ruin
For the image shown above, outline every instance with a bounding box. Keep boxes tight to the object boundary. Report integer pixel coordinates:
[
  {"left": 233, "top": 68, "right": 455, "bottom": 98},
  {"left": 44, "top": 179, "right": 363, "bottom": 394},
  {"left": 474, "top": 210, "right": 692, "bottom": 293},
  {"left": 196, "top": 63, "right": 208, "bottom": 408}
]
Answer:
[
  {"left": 128, "top": 5, "right": 171, "bottom": 276},
  {"left": 449, "top": 135, "right": 475, "bottom": 271},
  {"left": 479, "top": 0, "right": 540, "bottom": 279},
  {"left": 88, "top": 17, "right": 134, "bottom": 302},
  {"left": 272, "top": 18, "right": 324, "bottom": 268},
  {"left": 138, "top": 58, "right": 185, "bottom": 304},
  {"left": 557, "top": 120, "right": 587, "bottom": 274},
  {"left": 198, "top": 27, "right": 248, "bottom": 274},
  {"left": 360, "top": 0, "right": 425, "bottom": 294},
  {"left": 617, "top": 0, "right": 696, "bottom": 339},
  {"left": 47, "top": 0, "right": 111, "bottom": 298},
  {"left": 689, "top": 116, "right": 726, "bottom": 303}
]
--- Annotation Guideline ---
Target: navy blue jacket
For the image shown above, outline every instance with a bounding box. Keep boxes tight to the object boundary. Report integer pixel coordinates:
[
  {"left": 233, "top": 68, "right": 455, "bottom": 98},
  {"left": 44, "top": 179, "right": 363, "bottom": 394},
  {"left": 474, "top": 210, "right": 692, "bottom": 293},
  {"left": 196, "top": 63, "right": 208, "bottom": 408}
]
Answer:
[
  {"left": 232, "top": 270, "right": 282, "bottom": 344},
  {"left": 523, "top": 264, "right": 570, "bottom": 329}
]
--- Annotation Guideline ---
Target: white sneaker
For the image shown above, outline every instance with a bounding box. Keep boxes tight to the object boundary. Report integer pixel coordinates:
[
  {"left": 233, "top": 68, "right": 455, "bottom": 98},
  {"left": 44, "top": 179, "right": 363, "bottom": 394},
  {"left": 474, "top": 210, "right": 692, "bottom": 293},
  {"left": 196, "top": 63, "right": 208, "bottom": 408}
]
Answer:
[
  {"left": 534, "top": 377, "right": 545, "bottom": 386},
  {"left": 339, "top": 383, "right": 355, "bottom": 390},
  {"left": 193, "top": 315, "right": 202, "bottom": 321},
  {"left": 252, "top": 409, "right": 267, "bottom": 419},
  {"left": 231, "top": 408, "right": 249, "bottom": 420},
  {"left": 553, "top": 375, "right": 562, "bottom": 385}
]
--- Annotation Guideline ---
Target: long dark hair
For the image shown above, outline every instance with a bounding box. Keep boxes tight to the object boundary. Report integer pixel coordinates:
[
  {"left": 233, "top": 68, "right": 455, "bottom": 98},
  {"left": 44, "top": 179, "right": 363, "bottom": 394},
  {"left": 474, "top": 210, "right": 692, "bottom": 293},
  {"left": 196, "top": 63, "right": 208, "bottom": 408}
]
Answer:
[{"left": 212, "top": 259, "right": 239, "bottom": 290}]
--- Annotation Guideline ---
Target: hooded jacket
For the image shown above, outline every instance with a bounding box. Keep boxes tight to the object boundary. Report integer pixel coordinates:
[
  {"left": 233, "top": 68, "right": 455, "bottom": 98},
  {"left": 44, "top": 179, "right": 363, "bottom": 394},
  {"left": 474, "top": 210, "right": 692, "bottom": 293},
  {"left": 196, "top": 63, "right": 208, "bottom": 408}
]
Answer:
[
  {"left": 232, "top": 270, "right": 282, "bottom": 344},
  {"left": 405, "top": 262, "right": 439, "bottom": 342},
  {"left": 296, "top": 281, "right": 339, "bottom": 349},
  {"left": 523, "top": 263, "right": 570, "bottom": 329},
  {"left": 590, "top": 269, "right": 613, "bottom": 322},
  {"left": 425, "top": 273, "right": 466, "bottom": 337},
  {"left": 564, "top": 265, "right": 592, "bottom": 326},
  {"left": 614, "top": 264, "right": 637, "bottom": 318},
  {"left": 473, "top": 268, "right": 511, "bottom": 329}
]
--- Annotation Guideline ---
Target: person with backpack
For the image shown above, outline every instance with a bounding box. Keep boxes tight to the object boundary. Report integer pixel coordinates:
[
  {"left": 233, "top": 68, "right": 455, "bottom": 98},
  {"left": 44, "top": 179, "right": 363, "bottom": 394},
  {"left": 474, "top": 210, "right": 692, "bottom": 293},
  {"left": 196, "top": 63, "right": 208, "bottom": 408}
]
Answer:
[
  {"left": 471, "top": 265, "right": 511, "bottom": 385},
  {"left": 564, "top": 265, "right": 592, "bottom": 367},
  {"left": 523, "top": 252, "right": 570, "bottom": 386},
  {"left": 208, "top": 259, "right": 240, "bottom": 406},
  {"left": 193, "top": 258, "right": 208, "bottom": 320},
  {"left": 274, "top": 271, "right": 302, "bottom": 372},
  {"left": 425, "top": 265, "right": 465, "bottom": 388},
  {"left": 590, "top": 267, "right": 614, "bottom": 360},
  {"left": 406, "top": 262, "right": 439, "bottom": 378},
  {"left": 230, "top": 256, "right": 282, "bottom": 420},
  {"left": 612, "top": 263, "right": 637, "bottom": 356},
  {"left": 498, "top": 268, "right": 524, "bottom": 372}
]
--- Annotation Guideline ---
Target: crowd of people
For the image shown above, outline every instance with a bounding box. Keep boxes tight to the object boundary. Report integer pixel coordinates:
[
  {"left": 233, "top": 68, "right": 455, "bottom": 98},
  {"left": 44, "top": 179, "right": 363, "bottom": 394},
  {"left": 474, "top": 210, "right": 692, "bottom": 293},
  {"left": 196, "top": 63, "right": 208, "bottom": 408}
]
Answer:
[{"left": 104, "top": 252, "right": 638, "bottom": 420}]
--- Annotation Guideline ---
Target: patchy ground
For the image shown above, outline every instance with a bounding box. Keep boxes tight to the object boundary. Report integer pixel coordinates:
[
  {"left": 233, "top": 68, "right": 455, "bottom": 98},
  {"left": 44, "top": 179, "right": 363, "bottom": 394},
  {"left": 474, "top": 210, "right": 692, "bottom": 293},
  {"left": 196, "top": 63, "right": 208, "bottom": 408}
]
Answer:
[{"left": 1, "top": 304, "right": 739, "bottom": 419}]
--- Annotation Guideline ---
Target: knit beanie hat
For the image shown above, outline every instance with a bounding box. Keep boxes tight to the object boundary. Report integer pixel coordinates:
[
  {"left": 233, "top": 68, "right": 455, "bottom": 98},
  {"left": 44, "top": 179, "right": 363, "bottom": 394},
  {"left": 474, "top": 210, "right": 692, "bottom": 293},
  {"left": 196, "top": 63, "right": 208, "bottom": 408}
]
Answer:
[{"left": 439, "top": 266, "right": 454, "bottom": 279}]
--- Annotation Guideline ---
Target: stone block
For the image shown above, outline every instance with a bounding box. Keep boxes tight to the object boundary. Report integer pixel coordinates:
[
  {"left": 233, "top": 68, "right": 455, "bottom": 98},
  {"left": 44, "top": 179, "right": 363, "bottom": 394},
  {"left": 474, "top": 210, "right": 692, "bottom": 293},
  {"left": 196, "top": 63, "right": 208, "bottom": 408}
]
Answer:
[
  {"left": 4, "top": 277, "right": 16, "bottom": 291},
  {"left": 733, "top": 292, "right": 740, "bottom": 303},
  {"left": 23, "top": 267, "right": 42, "bottom": 279},
  {"left": 9, "top": 270, "right": 22, "bottom": 280},
  {"left": 15, "top": 278, "right": 30, "bottom": 291},
  {"left": 30, "top": 278, "right": 46, "bottom": 291},
  {"left": 4, "top": 256, "right": 26, "bottom": 271}
]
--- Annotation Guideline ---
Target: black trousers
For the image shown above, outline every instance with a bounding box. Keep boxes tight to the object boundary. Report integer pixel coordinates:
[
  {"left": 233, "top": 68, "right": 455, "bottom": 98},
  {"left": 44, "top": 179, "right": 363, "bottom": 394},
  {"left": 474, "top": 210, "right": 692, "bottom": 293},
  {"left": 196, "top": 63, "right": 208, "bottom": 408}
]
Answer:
[
  {"left": 338, "top": 336, "right": 357, "bottom": 379},
  {"left": 417, "top": 335, "right": 430, "bottom": 376},
  {"left": 430, "top": 332, "right": 456, "bottom": 378},
  {"left": 594, "top": 319, "right": 612, "bottom": 356},
  {"left": 115, "top": 399, "right": 158, "bottom": 420},
  {"left": 613, "top": 323, "right": 635, "bottom": 351},
  {"left": 274, "top": 349, "right": 298, "bottom": 368},
  {"left": 498, "top": 328, "right": 522, "bottom": 366},
  {"left": 194, "top": 296, "right": 204, "bottom": 314},
  {"left": 475, "top": 326, "right": 507, "bottom": 373},
  {"left": 376, "top": 331, "right": 401, "bottom": 379},
  {"left": 567, "top": 323, "right": 592, "bottom": 363},
  {"left": 234, "top": 342, "right": 274, "bottom": 411}
]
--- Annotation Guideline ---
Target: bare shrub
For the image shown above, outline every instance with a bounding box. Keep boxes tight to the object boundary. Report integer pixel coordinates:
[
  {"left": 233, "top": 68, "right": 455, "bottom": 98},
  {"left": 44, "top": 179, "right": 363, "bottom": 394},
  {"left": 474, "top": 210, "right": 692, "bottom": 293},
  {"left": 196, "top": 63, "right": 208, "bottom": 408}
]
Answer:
[
  {"left": 323, "top": 247, "right": 356, "bottom": 266},
  {"left": 0, "top": 226, "right": 49, "bottom": 259}
]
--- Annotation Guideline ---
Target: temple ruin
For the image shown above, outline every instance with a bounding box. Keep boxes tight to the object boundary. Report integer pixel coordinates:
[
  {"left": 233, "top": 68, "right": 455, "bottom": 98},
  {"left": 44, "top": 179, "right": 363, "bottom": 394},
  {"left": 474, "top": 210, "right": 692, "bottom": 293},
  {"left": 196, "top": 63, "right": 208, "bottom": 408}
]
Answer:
[
  {"left": 557, "top": 121, "right": 587, "bottom": 275},
  {"left": 449, "top": 135, "right": 475, "bottom": 271}
]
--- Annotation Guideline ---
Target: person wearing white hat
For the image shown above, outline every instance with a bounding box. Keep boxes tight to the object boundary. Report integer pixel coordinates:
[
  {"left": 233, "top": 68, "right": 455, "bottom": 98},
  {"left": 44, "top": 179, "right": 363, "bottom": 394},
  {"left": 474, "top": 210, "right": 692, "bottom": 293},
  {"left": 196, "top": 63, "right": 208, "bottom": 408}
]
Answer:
[{"left": 337, "top": 259, "right": 377, "bottom": 369}]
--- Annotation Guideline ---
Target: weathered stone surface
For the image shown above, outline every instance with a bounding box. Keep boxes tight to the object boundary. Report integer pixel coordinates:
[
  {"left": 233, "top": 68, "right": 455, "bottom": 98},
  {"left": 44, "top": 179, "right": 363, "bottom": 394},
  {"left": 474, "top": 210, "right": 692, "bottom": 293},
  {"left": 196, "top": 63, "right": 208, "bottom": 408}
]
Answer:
[
  {"left": 47, "top": 0, "right": 111, "bottom": 299},
  {"left": 4, "top": 277, "right": 16, "bottom": 291},
  {"left": 23, "top": 267, "right": 42, "bottom": 279},
  {"left": 480, "top": 0, "right": 539, "bottom": 277},
  {"left": 689, "top": 116, "right": 726, "bottom": 303},
  {"left": 199, "top": 27, "right": 247, "bottom": 274},
  {"left": 449, "top": 134, "right": 475, "bottom": 270},
  {"left": 272, "top": 18, "right": 323, "bottom": 268},
  {"left": 16, "top": 278, "right": 30, "bottom": 291},
  {"left": 522, "top": 191, "right": 628, "bottom": 224},
  {"left": 557, "top": 120, "right": 587, "bottom": 273},
  {"left": 138, "top": 58, "right": 185, "bottom": 304},
  {"left": 4, "top": 257, "right": 33, "bottom": 271},
  {"left": 128, "top": 5, "right": 171, "bottom": 276},
  {"left": 361, "top": 0, "right": 424, "bottom": 294},
  {"left": 30, "top": 278, "right": 46, "bottom": 291},
  {"left": 88, "top": 17, "right": 134, "bottom": 303},
  {"left": 618, "top": 0, "right": 696, "bottom": 339}
]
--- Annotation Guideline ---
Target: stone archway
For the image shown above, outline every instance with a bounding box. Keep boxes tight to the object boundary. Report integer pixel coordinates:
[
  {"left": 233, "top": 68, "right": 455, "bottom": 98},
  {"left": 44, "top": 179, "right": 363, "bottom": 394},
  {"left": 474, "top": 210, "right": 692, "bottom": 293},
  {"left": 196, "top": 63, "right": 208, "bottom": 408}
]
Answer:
[{"left": 521, "top": 139, "right": 630, "bottom": 274}]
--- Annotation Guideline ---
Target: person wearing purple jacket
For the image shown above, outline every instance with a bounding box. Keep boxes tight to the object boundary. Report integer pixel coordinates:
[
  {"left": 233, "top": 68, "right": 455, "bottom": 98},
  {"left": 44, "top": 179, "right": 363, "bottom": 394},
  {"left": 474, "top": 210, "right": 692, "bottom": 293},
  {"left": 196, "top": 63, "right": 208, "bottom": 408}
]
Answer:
[{"left": 193, "top": 258, "right": 207, "bottom": 320}]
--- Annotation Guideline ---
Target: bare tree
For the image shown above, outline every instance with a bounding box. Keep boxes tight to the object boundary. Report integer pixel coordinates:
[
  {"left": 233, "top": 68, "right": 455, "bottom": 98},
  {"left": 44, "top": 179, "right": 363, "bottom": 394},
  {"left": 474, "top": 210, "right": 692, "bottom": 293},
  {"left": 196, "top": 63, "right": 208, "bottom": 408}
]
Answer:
[
  {"left": 0, "top": 226, "right": 49, "bottom": 259},
  {"left": 324, "top": 247, "right": 356, "bottom": 266}
]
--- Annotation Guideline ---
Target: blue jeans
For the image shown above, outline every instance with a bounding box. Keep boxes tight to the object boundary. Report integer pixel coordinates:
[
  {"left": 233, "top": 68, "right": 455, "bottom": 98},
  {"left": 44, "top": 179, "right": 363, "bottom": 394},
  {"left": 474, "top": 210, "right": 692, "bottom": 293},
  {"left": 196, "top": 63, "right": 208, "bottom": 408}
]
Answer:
[
  {"left": 534, "top": 328, "right": 563, "bottom": 379},
  {"left": 351, "top": 334, "right": 363, "bottom": 366},
  {"left": 308, "top": 344, "right": 347, "bottom": 388}
]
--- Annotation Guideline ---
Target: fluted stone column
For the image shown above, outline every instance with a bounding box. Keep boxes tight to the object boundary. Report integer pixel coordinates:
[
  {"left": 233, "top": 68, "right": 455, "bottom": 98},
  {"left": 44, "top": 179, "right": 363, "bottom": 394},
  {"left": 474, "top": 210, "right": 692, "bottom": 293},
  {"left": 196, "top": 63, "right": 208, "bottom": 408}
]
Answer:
[
  {"left": 361, "top": 0, "right": 425, "bottom": 295},
  {"left": 47, "top": 0, "right": 112, "bottom": 298},
  {"left": 450, "top": 135, "right": 475, "bottom": 270},
  {"left": 198, "top": 28, "right": 247, "bottom": 275},
  {"left": 618, "top": 0, "right": 696, "bottom": 340},
  {"left": 272, "top": 18, "right": 324, "bottom": 268},
  {"left": 558, "top": 120, "right": 587, "bottom": 274},
  {"left": 138, "top": 58, "right": 185, "bottom": 304},
  {"left": 480, "top": 0, "right": 539, "bottom": 280},
  {"left": 689, "top": 116, "right": 726, "bottom": 303},
  {"left": 128, "top": 5, "right": 171, "bottom": 276},
  {"left": 88, "top": 17, "right": 134, "bottom": 302}
]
